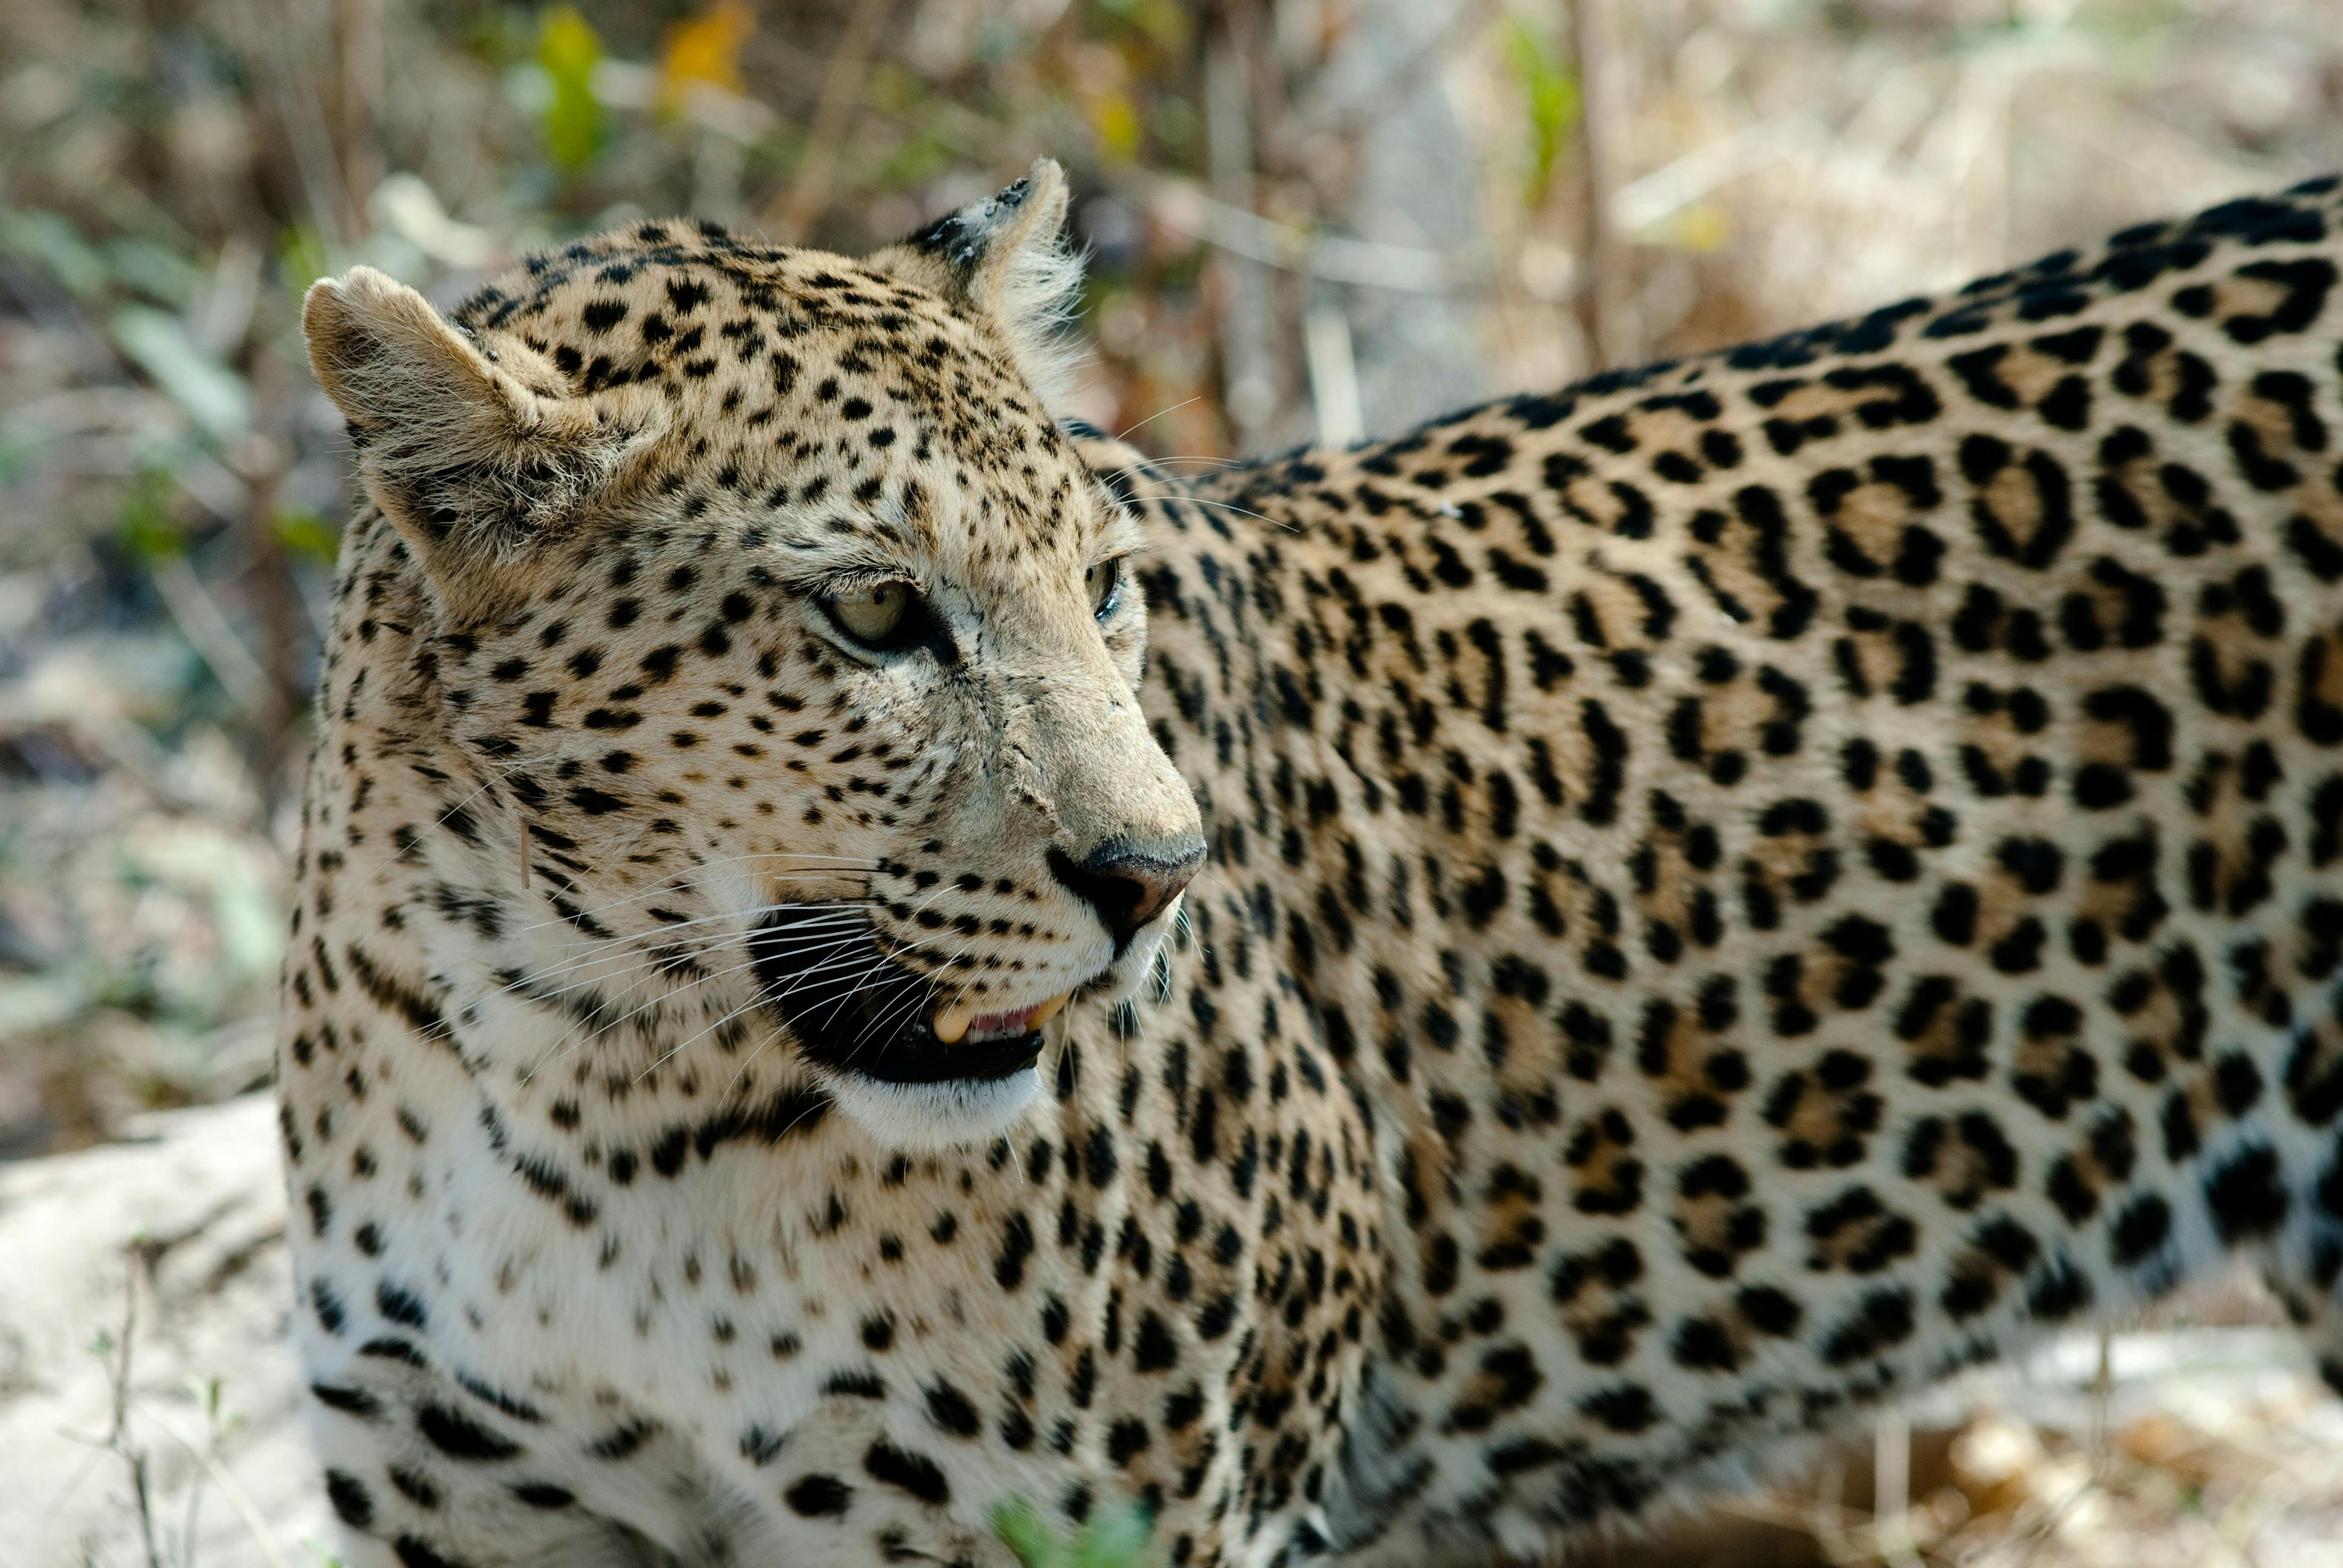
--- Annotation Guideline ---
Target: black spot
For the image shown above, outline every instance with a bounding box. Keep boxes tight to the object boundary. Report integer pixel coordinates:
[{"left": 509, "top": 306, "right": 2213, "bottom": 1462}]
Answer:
[
  {"left": 863, "top": 1438, "right": 950, "bottom": 1505},
  {"left": 2109, "top": 1194, "right": 2172, "bottom": 1266},
  {"left": 313, "top": 1278, "right": 349, "bottom": 1334},
  {"left": 824, "top": 1368, "right": 886, "bottom": 1400},
  {"left": 1737, "top": 1284, "right": 1802, "bottom": 1336},
  {"left": 2026, "top": 1255, "right": 2094, "bottom": 1321},
  {"left": 588, "top": 1418, "right": 658, "bottom": 1461},
  {"left": 2203, "top": 1145, "right": 2290, "bottom": 1242},
  {"left": 417, "top": 1402, "right": 522, "bottom": 1462},
  {"left": 1134, "top": 1310, "right": 1181, "bottom": 1373},
  {"left": 1579, "top": 1384, "right": 1657, "bottom": 1433},
  {"left": 925, "top": 1382, "right": 981, "bottom": 1438},
  {"left": 1671, "top": 1317, "right": 1738, "bottom": 1372},
  {"left": 376, "top": 1279, "right": 429, "bottom": 1329},
  {"left": 392, "top": 1535, "right": 465, "bottom": 1568},
  {"left": 325, "top": 1470, "right": 375, "bottom": 1528},
  {"left": 785, "top": 1474, "right": 853, "bottom": 1517},
  {"left": 996, "top": 1210, "right": 1035, "bottom": 1289},
  {"left": 1820, "top": 1287, "right": 1916, "bottom": 1365},
  {"left": 1106, "top": 1417, "right": 1152, "bottom": 1465}
]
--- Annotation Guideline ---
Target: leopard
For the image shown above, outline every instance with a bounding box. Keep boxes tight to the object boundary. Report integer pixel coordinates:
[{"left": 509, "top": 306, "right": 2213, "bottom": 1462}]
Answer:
[{"left": 281, "top": 158, "right": 2343, "bottom": 1568}]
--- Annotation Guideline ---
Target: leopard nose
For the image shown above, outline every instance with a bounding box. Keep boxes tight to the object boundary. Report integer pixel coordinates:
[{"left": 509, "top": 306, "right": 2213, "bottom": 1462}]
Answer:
[{"left": 1048, "top": 836, "right": 1207, "bottom": 950}]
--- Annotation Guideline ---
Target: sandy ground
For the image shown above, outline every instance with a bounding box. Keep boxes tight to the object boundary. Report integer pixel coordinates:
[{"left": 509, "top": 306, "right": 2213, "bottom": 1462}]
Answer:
[{"left": 8, "top": 1097, "right": 2342, "bottom": 1568}]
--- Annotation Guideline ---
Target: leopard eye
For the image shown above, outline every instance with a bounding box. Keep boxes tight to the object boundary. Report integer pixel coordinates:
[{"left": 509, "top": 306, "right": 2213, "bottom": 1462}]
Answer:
[
  {"left": 825, "top": 580, "right": 914, "bottom": 648},
  {"left": 1086, "top": 557, "right": 1124, "bottom": 621}
]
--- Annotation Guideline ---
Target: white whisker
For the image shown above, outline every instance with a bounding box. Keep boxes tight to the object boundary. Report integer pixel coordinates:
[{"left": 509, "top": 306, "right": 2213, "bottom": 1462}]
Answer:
[
  {"left": 1113, "top": 396, "right": 1203, "bottom": 442},
  {"left": 506, "top": 908, "right": 881, "bottom": 1073},
  {"left": 503, "top": 852, "right": 878, "bottom": 938},
  {"left": 1127, "top": 489, "right": 1301, "bottom": 535},
  {"left": 439, "top": 904, "right": 878, "bottom": 1050}
]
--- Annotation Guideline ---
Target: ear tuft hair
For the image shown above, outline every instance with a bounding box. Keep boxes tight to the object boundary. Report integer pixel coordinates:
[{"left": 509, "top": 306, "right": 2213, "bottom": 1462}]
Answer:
[
  {"left": 302, "top": 267, "right": 661, "bottom": 617},
  {"left": 871, "top": 159, "right": 1087, "bottom": 410}
]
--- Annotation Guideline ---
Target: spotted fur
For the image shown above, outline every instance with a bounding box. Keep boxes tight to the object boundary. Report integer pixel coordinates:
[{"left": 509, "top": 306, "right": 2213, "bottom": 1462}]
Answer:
[{"left": 284, "top": 167, "right": 2343, "bottom": 1567}]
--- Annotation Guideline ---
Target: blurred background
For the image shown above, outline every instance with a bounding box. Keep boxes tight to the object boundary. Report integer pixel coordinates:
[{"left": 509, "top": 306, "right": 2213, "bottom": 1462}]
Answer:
[{"left": 5, "top": 1, "right": 2343, "bottom": 1563}]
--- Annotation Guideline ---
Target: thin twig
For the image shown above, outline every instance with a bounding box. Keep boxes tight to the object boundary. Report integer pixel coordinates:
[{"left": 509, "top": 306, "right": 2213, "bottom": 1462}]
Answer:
[
  {"left": 241, "top": 0, "right": 359, "bottom": 243},
  {"left": 149, "top": 1410, "right": 296, "bottom": 1568},
  {"left": 102, "top": 1244, "right": 165, "bottom": 1568},
  {"left": 1202, "top": 13, "right": 1281, "bottom": 451},
  {"left": 149, "top": 555, "right": 270, "bottom": 714},
  {"left": 1570, "top": 0, "right": 1625, "bottom": 369},
  {"left": 765, "top": 0, "right": 901, "bottom": 243}
]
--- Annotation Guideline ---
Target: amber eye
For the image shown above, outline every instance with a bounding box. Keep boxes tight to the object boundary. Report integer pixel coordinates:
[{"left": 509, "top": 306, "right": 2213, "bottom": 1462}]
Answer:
[
  {"left": 1086, "top": 557, "right": 1123, "bottom": 621},
  {"left": 825, "top": 580, "right": 914, "bottom": 648}
]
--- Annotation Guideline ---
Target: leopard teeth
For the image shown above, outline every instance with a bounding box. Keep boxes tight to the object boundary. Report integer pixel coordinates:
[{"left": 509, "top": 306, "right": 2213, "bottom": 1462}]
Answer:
[{"left": 931, "top": 992, "right": 1070, "bottom": 1045}]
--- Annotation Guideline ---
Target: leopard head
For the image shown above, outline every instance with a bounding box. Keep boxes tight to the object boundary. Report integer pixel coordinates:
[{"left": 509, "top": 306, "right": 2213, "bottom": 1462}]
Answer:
[{"left": 301, "top": 162, "right": 1202, "bottom": 1147}]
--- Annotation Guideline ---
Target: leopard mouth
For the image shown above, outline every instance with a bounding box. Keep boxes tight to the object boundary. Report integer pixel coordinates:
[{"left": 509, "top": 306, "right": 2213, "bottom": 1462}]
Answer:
[{"left": 748, "top": 906, "right": 1065, "bottom": 1085}]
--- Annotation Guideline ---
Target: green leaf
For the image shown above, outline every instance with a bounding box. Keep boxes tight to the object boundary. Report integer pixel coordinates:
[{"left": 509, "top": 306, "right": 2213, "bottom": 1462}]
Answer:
[
  {"left": 0, "top": 208, "right": 109, "bottom": 298},
  {"left": 992, "top": 1498, "right": 1155, "bottom": 1568},
  {"left": 117, "top": 467, "right": 185, "bottom": 559},
  {"left": 1502, "top": 16, "right": 1581, "bottom": 203},
  {"left": 272, "top": 508, "right": 342, "bottom": 563},
  {"left": 102, "top": 238, "right": 204, "bottom": 307},
  {"left": 538, "top": 7, "right": 608, "bottom": 175},
  {"left": 992, "top": 1498, "right": 1064, "bottom": 1568},
  {"left": 1069, "top": 1503, "right": 1153, "bottom": 1568},
  {"left": 875, "top": 125, "right": 957, "bottom": 191},
  {"left": 280, "top": 224, "right": 333, "bottom": 298},
  {"left": 110, "top": 307, "right": 251, "bottom": 444},
  {"left": 1092, "top": 0, "right": 1189, "bottom": 51},
  {"left": 0, "top": 422, "right": 37, "bottom": 488}
]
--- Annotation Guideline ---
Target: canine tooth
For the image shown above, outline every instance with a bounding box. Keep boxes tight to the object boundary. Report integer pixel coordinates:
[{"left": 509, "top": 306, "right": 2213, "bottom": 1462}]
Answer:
[
  {"left": 1028, "top": 993, "right": 1069, "bottom": 1028},
  {"left": 932, "top": 1005, "right": 972, "bottom": 1044}
]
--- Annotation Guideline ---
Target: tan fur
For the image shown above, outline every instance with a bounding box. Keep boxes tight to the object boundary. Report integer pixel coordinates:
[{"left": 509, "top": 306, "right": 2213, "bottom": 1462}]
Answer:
[{"left": 283, "top": 174, "right": 2343, "bottom": 1568}]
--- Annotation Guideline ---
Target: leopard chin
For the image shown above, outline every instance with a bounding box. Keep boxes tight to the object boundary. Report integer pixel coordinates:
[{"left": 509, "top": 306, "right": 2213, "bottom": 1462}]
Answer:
[{"left": 819, "top": 1066, "right": 1046, "bottom": 1152}]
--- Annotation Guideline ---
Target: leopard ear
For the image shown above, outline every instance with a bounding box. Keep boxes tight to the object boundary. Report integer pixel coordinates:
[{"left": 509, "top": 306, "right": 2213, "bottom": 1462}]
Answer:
[
  {"left": 302, "top": 267, "right": 660, "bottom": 620},
  {"left": 868, "top": 158, "right": 1084, "bottom": 409}
]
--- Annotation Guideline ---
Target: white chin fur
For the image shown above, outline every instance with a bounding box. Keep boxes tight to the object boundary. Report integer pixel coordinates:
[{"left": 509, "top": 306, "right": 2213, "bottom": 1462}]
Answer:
[{"left": 824, "top": 1068, "right": 1044, "bottom": 1151}]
